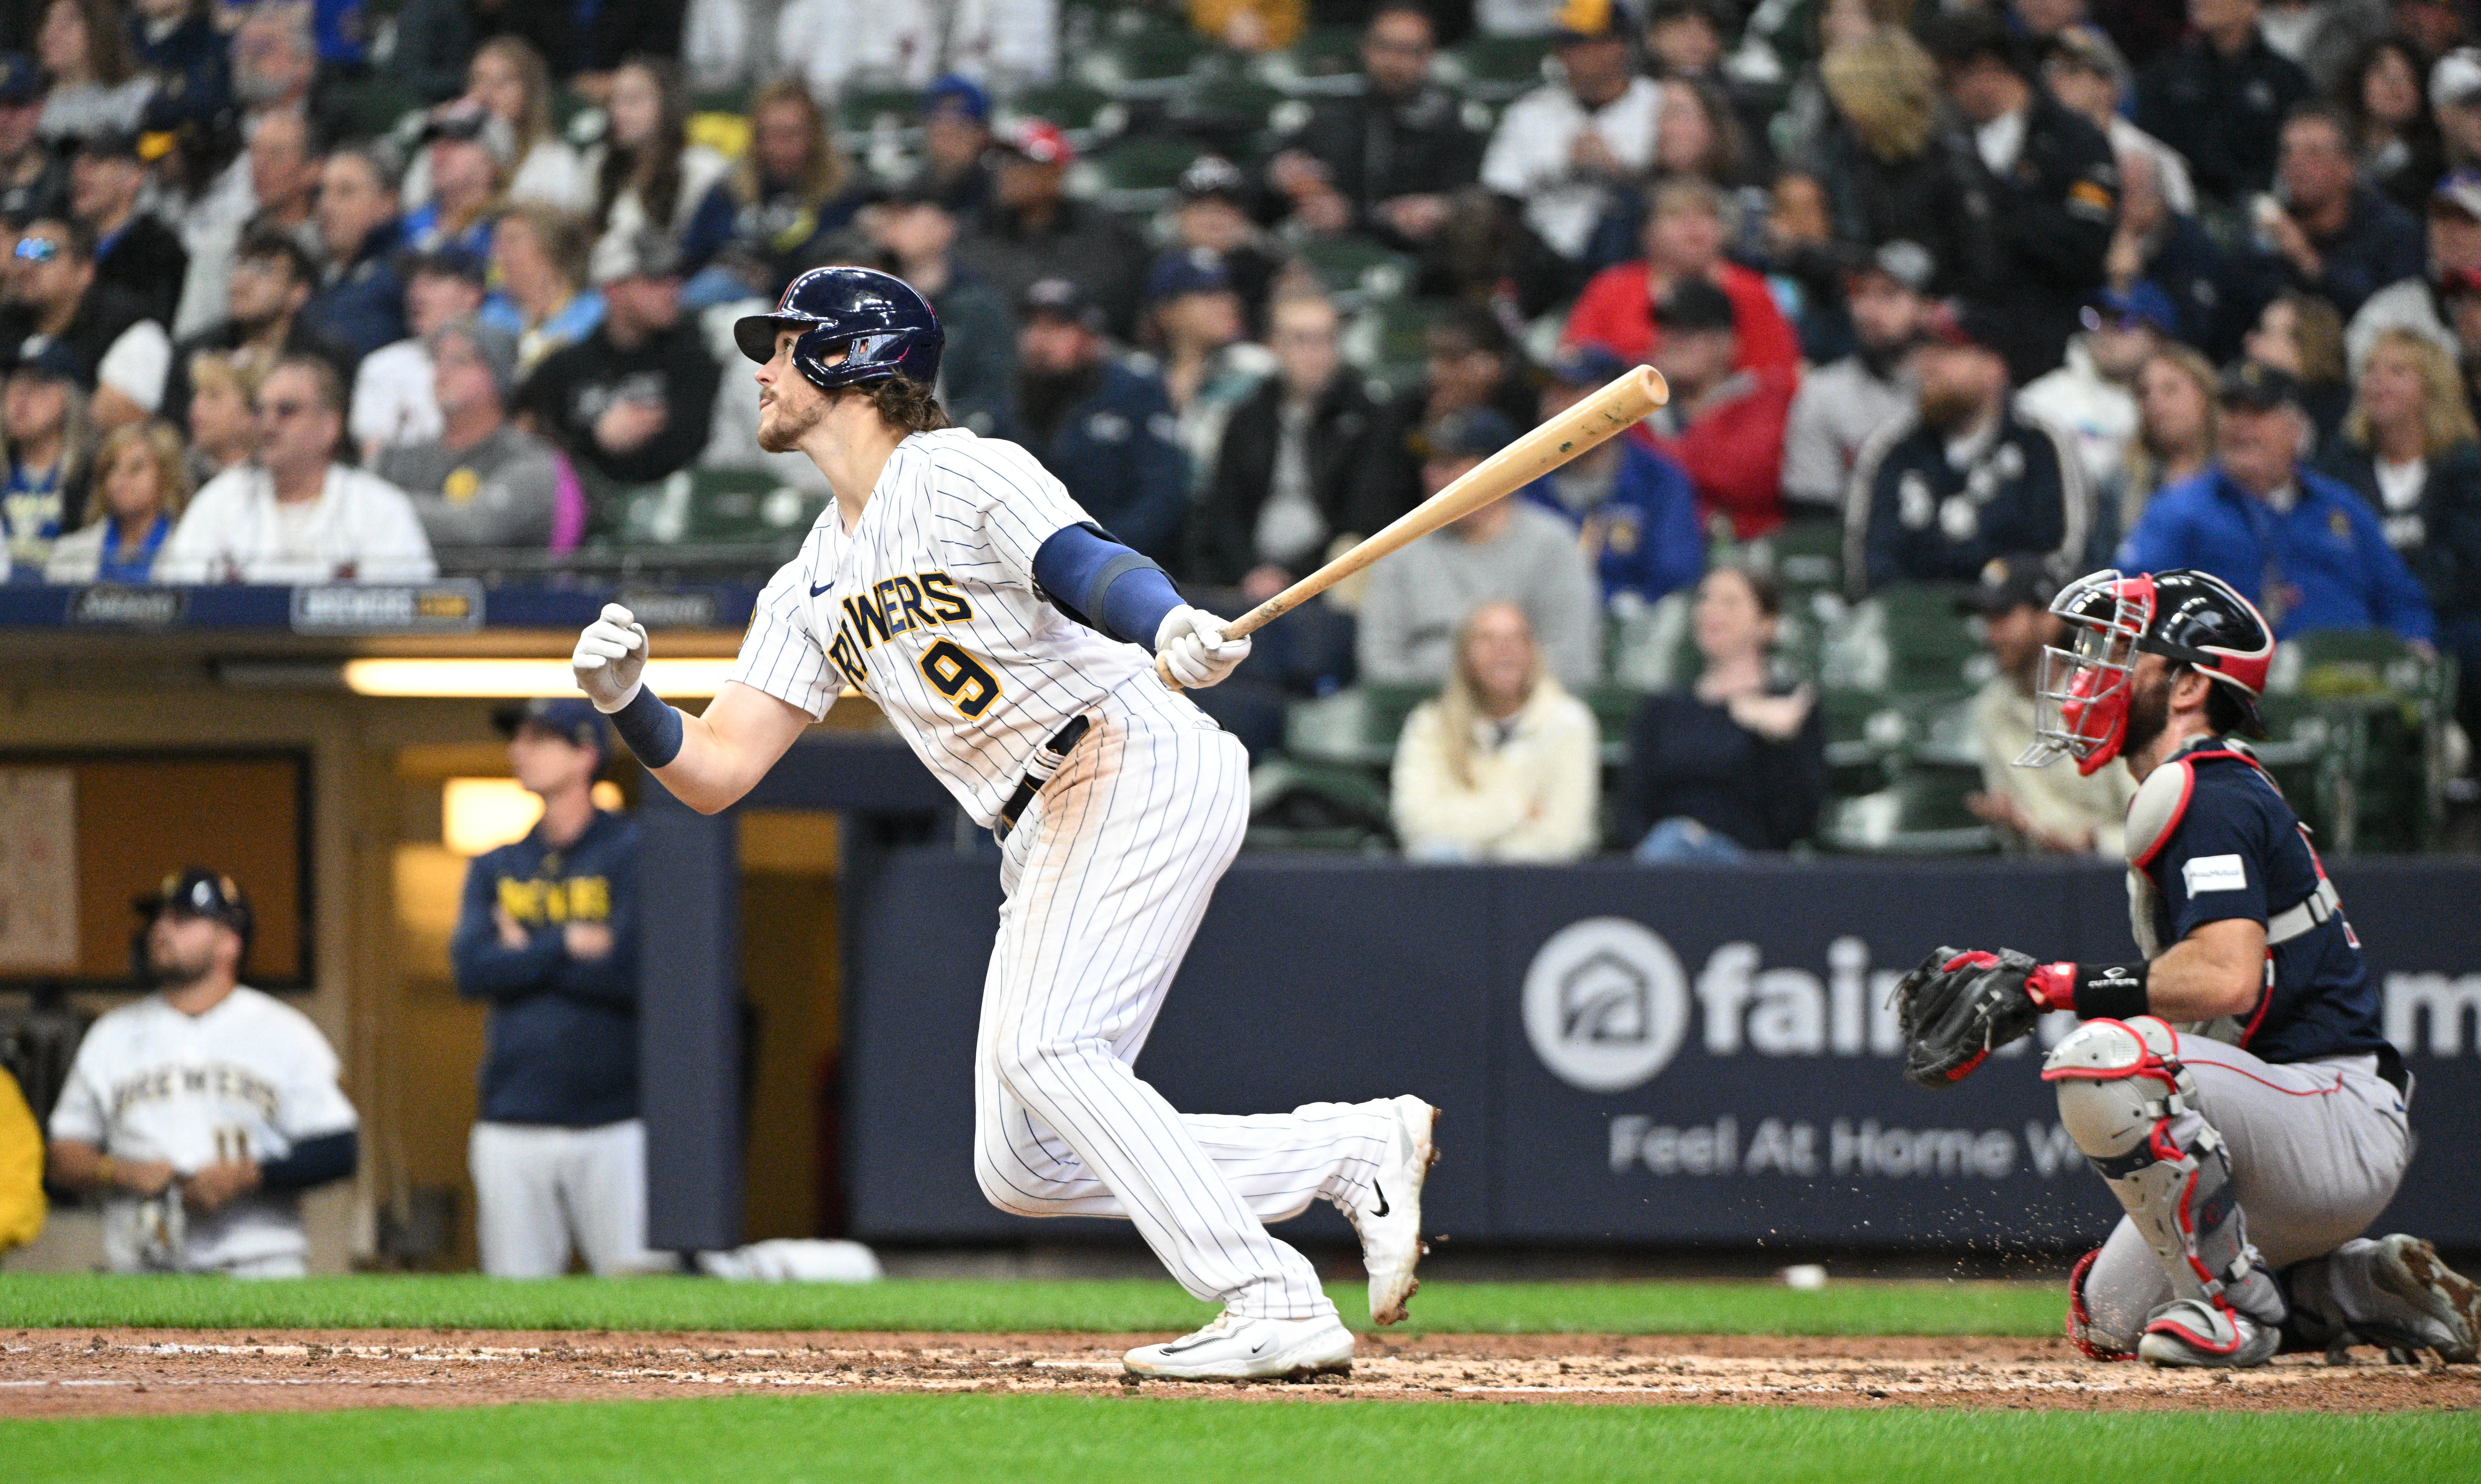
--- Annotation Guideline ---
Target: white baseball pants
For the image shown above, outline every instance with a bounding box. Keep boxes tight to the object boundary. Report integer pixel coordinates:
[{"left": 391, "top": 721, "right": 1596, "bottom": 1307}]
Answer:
[
  {"left": 469, "top": 1118, "right": 669, "bottom": 1277},
  {"left": 972, "top": 675, "right": 1394, "bottom": 1322},
  {"left": 2076, "top": 1033, "right": 2411, "bottom": 1348}
]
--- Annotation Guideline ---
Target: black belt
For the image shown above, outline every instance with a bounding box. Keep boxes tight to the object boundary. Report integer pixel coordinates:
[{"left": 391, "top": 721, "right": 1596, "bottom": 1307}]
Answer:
[{"left": 994, "top": 716, "right": 1090, "bottom": 842}]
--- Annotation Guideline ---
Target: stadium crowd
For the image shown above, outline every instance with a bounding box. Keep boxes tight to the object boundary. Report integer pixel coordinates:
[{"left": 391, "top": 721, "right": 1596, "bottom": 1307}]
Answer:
[{"left": 1, "top": 0, "right": 2477, "bottom": 858}]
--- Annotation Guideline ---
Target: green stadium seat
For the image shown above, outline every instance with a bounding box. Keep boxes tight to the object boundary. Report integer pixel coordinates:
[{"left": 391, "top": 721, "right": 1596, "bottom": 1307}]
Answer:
[
  {"left": 1819, "top": 765, "right": 1996, "bottom": 855},
  {"left": 1253, "top": 26, "right": 1366, "bottom": 96},
  {"left": 1436, "top": 35, "right": 1553, "bottom": 103},
  {"left": 1339, "top": 297, "right": 1442, "bottom": 375},
  {"left": 1247, "top": 757, "right": 1394, "bottom": 850},
  {"left": 1075, "top": 136, "right": 1208, "bottom": 215},
  {"left": 1009, "top": 81, "right": 1121, "bottom": 139},
  {"left": 1746, "top": 516, "right": 1843, "bottom": 594},
  {"left": 1078, "top": 21, "right": 1215, "bottom": 100},
  {"left": 838, "top": 86, "right": 926, "bottom": 136},
  {"left": 1833, "top": 585, "right": 1990, "bottom": 696},
  {"left": 1169, "top": 69, "right": 1289, "bottom": 139},
  {"left": 685, "top": 469, "right": 825, "bottom": 545},
  {"left": 1607, "top": 590, "right": 1696, "bottom": 692},
  {"left": 1293, "top": 235, "right": 1419, "bottom": 304}
]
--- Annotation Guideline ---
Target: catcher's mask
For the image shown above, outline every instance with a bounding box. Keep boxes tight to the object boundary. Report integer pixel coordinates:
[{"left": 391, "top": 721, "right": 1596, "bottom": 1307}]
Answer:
[{"left": 2020, "top": 568, "right": 2272, "bottom": 776}]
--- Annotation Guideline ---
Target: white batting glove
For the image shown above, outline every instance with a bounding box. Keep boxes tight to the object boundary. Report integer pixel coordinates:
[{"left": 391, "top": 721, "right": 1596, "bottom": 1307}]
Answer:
[
  {"left": 1155, "top": 604, "right": 1252, "bottom": 689},
  {"left": 573, "top": 602, "right": 650, "bottom": 712}
]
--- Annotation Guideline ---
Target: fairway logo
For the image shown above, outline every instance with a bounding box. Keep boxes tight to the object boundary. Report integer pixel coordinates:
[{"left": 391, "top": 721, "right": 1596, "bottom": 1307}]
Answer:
[{"left": 1523, "top": 918, "right": 1690, "bottom": 1092}]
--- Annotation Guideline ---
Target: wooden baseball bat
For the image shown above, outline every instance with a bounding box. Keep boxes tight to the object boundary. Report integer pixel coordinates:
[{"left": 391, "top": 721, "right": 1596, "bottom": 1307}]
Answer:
[{"left": 1156, "top": 364, "right": 1669, "bottom": 690}]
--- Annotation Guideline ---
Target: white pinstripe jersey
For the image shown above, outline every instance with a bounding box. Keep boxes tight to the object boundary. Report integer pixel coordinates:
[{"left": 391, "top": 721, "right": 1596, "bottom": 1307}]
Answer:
[{"left": 730, "top": 429, "right": 1151, "bottom": 826}]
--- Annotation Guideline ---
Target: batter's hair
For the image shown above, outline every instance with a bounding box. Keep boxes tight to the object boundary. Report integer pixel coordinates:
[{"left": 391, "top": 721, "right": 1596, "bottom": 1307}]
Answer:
[{"left": 849, "top": 375, "right": 951, "bottom": 434}]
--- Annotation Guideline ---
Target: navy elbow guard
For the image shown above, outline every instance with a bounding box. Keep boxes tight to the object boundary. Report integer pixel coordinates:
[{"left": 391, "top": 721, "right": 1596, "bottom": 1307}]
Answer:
[
  {"left": 610, "top": 686, "right": 686, "bottom": 768},
  {"left": 1031, "top": 523, "right": 1183, "bottom": 647}
]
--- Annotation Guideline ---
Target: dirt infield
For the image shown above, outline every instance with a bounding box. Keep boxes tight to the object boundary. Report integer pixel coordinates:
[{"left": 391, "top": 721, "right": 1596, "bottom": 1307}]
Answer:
[{"left": 5, "top": 1329, "right": 2479, "bottom": 1418}]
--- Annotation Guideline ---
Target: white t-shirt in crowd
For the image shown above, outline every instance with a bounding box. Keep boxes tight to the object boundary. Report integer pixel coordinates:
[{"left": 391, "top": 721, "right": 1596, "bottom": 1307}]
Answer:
[{"left": 155, "top": 463, "right": 438, "bottom": 584}]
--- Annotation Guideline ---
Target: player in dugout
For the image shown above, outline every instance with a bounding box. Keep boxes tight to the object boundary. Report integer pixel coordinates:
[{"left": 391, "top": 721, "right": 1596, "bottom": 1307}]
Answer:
[
  {"left": 1892, "top": 568, "right": 2480, "bottom": 1368},
  {"left": 47, "top": 870, "right": 359, "bottom": 1276}
]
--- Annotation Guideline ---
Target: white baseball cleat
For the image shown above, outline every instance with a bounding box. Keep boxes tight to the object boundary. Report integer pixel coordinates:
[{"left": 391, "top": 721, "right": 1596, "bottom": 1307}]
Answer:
[
  {"left": 1347, "top": 1095, "right": 1440, "bottom": 1327},
  {"left": 1121, "top": 1311, "right": 1354, "bottom": 1381}
]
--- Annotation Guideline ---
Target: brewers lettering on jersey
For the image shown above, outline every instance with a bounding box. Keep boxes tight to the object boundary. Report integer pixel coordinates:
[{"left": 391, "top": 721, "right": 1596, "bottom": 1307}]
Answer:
[
  {"left": 46, "top": 870, "right": 359, "bottom": 1276},
  {"left": 572, "top": 267, "right": 1438, "bottom": 1381}
]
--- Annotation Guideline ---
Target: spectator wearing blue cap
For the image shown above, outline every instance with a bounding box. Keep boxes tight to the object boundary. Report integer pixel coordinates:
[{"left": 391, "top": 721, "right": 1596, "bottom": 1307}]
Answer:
[
  {"left": 1012, "top": 276, "right": 1190, "bottom": 562},
  {"left": 456, "top": 696, "right": 663, "bottom": 1278},
  {"left": 1519, "top": 344, "right": 1701, "bottom": 610},
  {"left": 1358, "top": 406, "right": 1602, "bottom": 690},
  {"left": 2017, "top": 284, "right": 2173, "bottom": 508},
  {"left": 0, "top": 53, "right": 68, "bottom": 225},
  {"left": 906, "top": 74, "right": 995, "bottom": 217},
  {"left": 1140, "top": 249, "right": 1272, "bottom": 492}
]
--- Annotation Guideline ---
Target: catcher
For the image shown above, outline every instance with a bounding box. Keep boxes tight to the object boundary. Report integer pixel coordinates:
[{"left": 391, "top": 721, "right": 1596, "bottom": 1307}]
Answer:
[{"left": 1895, "top": 567, "right": 2481, "bottom": 1368}]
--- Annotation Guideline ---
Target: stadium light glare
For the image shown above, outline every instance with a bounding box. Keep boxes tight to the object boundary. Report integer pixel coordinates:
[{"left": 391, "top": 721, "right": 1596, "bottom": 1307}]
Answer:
[
  {"left": 340, "top": 658, "right": 739, "bottom": 697},
  {"left": 442, "top": 777, "right": 627, "bottom": 855}
]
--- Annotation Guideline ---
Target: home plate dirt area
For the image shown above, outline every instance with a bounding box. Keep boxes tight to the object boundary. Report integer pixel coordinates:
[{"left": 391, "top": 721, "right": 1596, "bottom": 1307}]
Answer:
[{"left": 5, "top": 1330, "right": 2478, "bottom": 1418}]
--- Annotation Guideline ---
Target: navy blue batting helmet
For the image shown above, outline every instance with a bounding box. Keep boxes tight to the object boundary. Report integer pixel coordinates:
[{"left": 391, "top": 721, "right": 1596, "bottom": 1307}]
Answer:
[{"left": 733, "top": 267, "right": 945, "bottom": 392}]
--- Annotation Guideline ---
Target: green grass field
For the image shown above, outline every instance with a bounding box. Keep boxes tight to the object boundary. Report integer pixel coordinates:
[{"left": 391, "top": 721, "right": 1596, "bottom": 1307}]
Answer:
[
  {"left": 7, "top": 1275, "right": 2471, "bottom": 1483},
  {"left": 0, "top": 1273, "right": 2061, "bottom": 1336},
  {"left": 10, "top": 1394, "right": 2480, "bottom": 1484}
]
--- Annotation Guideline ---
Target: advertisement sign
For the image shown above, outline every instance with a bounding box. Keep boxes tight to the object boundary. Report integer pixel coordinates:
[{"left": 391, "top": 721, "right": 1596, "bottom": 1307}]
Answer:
[{"left": 844, "top": 854, "right": 2478, "bottom": 1247}]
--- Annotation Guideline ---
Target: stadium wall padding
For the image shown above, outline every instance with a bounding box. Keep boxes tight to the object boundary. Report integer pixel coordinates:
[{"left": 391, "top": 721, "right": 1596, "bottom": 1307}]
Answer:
[{"left": 833, "top": 854, "right": 2481, "bottom": 1248}]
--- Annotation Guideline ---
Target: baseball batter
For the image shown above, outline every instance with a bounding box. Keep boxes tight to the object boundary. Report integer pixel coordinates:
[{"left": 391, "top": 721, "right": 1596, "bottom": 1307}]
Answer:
[
  {"left": 1895, "top": 569, "right": 2480, "bottom": 1367},
  {"left": 570, "top": 267, "right": 1439, "bottom": 1381},
  {"left": 45, "top": 871, "right": 360, "bottom": 1276}
]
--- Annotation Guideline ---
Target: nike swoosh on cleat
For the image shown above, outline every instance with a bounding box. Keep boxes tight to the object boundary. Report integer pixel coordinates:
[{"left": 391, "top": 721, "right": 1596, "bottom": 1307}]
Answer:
[
  {"left": 1371, "top": 1180, "right": 1389, "bottom": 1218},
  {"left": 1251, "top": 1339, "right": 1270, "bottom": 1355}
]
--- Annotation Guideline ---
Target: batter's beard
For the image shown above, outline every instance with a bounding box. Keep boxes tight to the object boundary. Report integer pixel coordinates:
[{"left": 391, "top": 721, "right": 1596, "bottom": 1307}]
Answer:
[
  {"left": 757, "top": 392, "right": 823, "bottom": 453},
  {"left": 2120, "top": 671, "right": 2173, "bottom": 760}
]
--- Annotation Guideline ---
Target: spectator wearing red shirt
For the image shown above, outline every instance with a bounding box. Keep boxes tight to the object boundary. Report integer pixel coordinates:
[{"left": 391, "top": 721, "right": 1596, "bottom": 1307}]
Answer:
[
  {"left": 1638, "top": 279, "right": 1795, "bottom": 539},
  {"left": 1560, "top": 177, "right": 1799, "bottom": 376}
]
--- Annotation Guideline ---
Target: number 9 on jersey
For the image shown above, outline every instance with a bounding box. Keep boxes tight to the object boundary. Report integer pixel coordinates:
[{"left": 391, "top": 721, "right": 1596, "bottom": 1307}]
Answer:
[{"left": 920, "top": 639, "right": 1003, "bottom": 718}]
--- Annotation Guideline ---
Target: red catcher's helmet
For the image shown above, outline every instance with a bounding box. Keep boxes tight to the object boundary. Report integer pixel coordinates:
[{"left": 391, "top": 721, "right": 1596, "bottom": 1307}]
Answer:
[{"left": 2020, "top": 569, "right": 2274, "bottom": 775}]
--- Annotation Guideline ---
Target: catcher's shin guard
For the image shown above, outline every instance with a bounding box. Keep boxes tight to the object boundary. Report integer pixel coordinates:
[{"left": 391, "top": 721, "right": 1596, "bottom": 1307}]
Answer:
[
  {"left": 2043, "top": 1018, "right": 2286, "bottom": 1360},
  {"left": 2065, "top": 1246, "right": 2137, "bottom": 1360}
]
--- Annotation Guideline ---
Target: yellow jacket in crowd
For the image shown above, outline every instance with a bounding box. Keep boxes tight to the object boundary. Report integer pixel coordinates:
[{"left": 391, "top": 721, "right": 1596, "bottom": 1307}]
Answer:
[{"left": 0, "top": 1066, "right": 44, "bottom": 1254}]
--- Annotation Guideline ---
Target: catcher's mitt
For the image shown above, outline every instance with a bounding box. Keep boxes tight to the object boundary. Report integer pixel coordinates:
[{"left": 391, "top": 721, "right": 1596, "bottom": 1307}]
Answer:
[{"left": 1894, "top": 946, "right": 2047, "bottom": 1089}]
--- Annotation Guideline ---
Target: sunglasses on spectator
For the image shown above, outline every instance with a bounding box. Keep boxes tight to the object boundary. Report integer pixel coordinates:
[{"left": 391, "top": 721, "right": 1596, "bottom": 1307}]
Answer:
[{"left": 12, "top": 237, "right": 62, "bottom": 263}]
